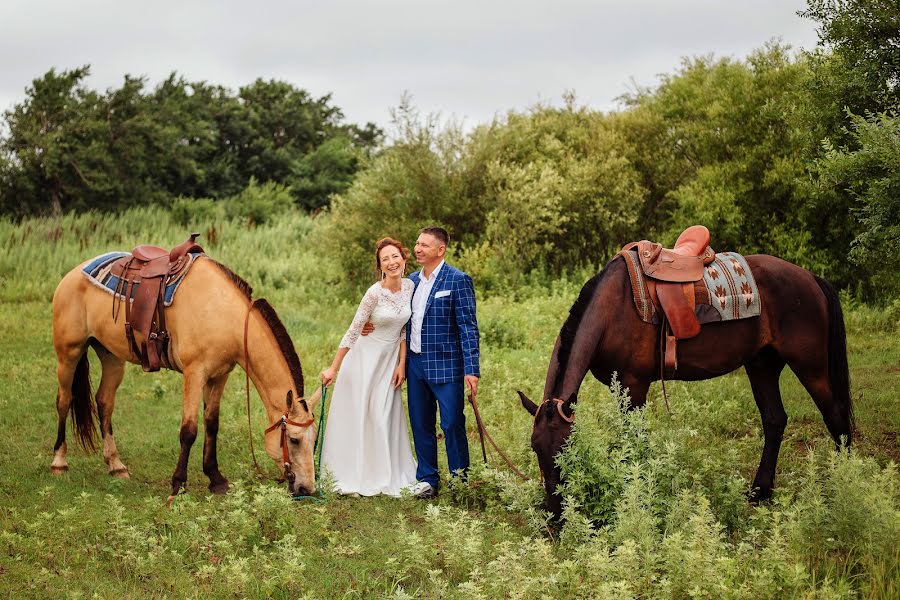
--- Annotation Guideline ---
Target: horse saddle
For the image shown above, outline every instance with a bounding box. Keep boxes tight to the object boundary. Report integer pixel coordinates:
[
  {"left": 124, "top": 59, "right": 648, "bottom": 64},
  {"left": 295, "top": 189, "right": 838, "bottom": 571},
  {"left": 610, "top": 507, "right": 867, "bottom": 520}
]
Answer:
[
  {"left": 109, "top": 233, "right": 204, "bottom": 372},
  {"left": 620, "top": 225, "right": 716, "bottom": 376}
]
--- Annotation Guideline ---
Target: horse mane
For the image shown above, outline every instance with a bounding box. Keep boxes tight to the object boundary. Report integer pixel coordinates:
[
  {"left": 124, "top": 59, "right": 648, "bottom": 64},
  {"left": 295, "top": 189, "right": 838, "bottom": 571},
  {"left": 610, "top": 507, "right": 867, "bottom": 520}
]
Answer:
[
  {"left": 252, "top": 298, "right": 305, "bottom": 399},
  {"left": 553, "top": 256, "right": 621, "bottom": 393},
  {"left": 206, "top": 258, "right": 303, "bottom": 399},
  {"left": 208, "top": 259, "right": 253, "bottom": 300}
]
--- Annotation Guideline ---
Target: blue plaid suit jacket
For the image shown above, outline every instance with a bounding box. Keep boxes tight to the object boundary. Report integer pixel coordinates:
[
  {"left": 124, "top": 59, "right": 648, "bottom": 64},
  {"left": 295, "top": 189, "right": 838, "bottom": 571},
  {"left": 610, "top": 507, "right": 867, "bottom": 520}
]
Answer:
[{"left": 407, "top": 263, "right": 480, "bottom": 384}]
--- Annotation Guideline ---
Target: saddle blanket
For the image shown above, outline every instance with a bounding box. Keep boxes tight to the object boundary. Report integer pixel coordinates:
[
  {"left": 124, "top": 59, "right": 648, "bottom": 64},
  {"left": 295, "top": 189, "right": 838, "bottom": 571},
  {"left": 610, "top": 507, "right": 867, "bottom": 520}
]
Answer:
[
  {"left": 81, "top": 251, "right": 203, "bottom": 306},
  {"left": 620, "top": 250, "right": 761, "bottom": 326}
]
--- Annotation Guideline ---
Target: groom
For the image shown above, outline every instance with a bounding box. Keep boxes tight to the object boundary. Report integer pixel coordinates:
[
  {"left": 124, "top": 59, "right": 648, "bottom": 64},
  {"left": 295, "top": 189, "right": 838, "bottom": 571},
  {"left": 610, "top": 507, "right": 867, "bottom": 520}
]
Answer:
[{"left": 404, "top": 226, "right": 480, "bottom": 499}]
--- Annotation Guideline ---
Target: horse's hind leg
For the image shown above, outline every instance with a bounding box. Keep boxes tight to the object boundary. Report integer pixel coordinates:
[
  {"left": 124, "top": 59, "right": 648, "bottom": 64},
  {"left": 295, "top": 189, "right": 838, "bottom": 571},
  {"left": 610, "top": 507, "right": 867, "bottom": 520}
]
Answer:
[
  {"left": 94, "top": 345, "right": 129, "bottom": 477},
  {"left": 202, "top": 373, "right": 231, "bottom": 494},
  {"left": 745, "top": 347, "right": 787, "bottom": 502},
  {"left": 50, "top": 345, "right": 90, "bottom": 475},
  {"left": 51, "top": 347, "right": 83, "bottom": 474}
]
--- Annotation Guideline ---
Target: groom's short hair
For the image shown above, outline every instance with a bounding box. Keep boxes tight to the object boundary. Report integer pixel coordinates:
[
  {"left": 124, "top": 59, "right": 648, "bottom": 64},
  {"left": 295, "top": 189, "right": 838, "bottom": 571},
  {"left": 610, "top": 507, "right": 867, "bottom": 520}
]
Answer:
[{"left": 420, "top": 226, "right": 449, "bottom": 247}]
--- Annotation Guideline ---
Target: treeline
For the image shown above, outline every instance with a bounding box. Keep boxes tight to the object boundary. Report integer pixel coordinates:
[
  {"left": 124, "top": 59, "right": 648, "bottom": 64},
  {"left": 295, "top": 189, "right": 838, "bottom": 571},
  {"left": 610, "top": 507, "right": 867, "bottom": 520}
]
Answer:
[
  {"left": 2, "top": 0, "right": 897, "bottom": 300},
  {"left": 320, "top": 1, "right": 898, "bottom": 300},
  {"left": 0, "top": 67, "right": 381, "bottom": 216}
]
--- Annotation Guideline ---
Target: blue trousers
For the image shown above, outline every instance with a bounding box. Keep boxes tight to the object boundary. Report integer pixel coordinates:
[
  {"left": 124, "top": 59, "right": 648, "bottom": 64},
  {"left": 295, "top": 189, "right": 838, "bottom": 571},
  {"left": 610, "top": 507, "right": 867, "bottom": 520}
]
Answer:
[{"left": 406, "top": 352, "right": 469, "bottom": 488}]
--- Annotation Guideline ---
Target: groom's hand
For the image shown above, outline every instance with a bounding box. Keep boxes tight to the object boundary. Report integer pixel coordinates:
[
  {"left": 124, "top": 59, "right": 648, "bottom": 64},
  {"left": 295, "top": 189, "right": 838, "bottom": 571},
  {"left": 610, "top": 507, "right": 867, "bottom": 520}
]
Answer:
[
  {"left": 465, "top": 375, "right": 479, "bottom": 399},
  {"left": 361, "top": 321, "right": 374, "bottom": 336}
]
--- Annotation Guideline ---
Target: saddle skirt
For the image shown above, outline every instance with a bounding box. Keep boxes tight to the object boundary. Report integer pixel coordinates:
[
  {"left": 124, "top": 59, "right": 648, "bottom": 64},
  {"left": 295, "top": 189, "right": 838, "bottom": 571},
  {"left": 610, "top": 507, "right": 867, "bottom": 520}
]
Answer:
[
  {"left": 619, "top": 249, "right": 761, "bottom": 327},
  {"left": 82, "top": 250, "right": 202, "bottom": 306},
  {"left": 618, "top": 225, "right": 760, "bottom": 376},
  {"left": 80, "top": 233, "right": 205, "bottom": 372}
]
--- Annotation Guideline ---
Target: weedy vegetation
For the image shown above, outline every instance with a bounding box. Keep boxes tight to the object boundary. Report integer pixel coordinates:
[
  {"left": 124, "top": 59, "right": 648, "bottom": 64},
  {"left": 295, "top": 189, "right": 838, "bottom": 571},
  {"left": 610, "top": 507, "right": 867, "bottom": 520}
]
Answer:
[{"left": 0, "top": 208, "right": 897, "bottom": 598}]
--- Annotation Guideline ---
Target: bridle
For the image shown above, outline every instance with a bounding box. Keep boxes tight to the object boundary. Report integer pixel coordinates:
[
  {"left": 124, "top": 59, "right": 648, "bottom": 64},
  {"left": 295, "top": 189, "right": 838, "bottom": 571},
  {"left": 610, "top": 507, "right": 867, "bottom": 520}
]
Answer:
[
  {"left": 532, "top": 398, "right": 575, "bottom": 488},
  {"left": 263, "top": 411, "right": 315, "bottom": 483},
  {"left": 535, "top": 398, "right": 575, "bottom": 423},
  {"left": 243, "top": 300, "right": 316, "bottom": 483}
]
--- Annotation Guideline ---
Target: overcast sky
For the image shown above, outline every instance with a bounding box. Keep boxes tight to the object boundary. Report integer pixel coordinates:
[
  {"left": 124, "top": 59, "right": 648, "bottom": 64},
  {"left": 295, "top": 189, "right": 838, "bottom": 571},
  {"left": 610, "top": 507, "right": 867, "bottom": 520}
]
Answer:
[{"left": 0, "top": 1, "right": 821, "bottom": 131}]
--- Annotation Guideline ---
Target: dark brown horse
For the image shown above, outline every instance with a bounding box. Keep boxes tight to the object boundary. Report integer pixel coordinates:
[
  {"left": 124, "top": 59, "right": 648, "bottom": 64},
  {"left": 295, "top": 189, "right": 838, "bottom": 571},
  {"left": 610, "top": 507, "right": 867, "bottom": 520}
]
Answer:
[{"left": 518, "top": 254, "right": 852, "bottom": 520}]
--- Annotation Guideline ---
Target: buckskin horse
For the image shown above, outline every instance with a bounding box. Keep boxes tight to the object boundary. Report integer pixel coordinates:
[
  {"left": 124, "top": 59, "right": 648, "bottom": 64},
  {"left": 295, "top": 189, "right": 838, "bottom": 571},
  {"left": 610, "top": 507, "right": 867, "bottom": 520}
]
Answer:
[
  {"left": 50, "top": 238, "right": 317, "bottom": 500},
  {"left": 518, "top": 226, "right": 852, "bottom": 520}
]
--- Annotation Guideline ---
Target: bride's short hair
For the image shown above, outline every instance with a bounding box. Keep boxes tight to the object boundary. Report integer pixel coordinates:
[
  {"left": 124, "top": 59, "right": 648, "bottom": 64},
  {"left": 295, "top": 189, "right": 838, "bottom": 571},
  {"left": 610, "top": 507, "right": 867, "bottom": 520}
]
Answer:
[{"left": 374, "top": 237, "right": 409, "bottom": 279}]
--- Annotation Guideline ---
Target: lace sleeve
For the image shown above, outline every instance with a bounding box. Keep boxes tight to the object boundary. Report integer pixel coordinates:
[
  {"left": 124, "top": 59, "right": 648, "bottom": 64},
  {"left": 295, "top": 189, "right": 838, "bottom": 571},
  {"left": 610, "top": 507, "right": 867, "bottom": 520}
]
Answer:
[
  {"left": 339, "top": 285, "right": 380, "bottom": 349},
  {"left": 399, "top": 278, "right": 413, "bottom": 340}
]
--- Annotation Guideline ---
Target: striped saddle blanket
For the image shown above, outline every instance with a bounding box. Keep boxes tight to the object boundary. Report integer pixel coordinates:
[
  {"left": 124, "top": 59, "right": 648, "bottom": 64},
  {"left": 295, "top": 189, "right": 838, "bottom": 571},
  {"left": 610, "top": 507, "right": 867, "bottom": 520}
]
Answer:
[{"left": 620, "top": 250, "right": 761, "bottom": 326}]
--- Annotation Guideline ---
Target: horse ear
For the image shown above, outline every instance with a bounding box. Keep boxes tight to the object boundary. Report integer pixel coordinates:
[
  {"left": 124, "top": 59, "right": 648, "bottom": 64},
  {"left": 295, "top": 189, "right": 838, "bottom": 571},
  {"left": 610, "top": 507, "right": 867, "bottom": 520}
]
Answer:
[
  {"left": 518, "top": 391, "right": 538, "bottom": 416},
  {"left": 285, "top": 390, "right": 293, "bottom": 407}
]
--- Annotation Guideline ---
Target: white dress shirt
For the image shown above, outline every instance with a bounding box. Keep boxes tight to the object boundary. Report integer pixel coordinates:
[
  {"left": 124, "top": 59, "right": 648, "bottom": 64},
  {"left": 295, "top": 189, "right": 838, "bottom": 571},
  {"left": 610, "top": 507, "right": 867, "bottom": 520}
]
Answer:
[{"left": 409, "top": 260, "right": 444, "bottom": 353}]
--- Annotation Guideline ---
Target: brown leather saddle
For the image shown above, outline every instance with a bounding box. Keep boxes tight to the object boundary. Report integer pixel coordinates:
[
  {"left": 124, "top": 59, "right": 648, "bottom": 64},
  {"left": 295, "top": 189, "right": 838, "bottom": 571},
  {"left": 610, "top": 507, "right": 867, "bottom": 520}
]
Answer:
[
  {"left": 109, "top": 233, "right": 204, "bottom": 372},
  {"left": 620, "top": 225, "right": 716, "bottom": 376}
]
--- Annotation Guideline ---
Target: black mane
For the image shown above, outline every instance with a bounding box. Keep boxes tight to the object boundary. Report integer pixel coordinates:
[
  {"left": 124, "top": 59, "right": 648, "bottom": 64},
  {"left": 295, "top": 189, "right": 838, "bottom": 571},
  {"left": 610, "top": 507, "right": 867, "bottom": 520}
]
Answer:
[
  {"left": 253, "top": 299, "right": 305, "bottom": 400},
  {"left": 552, "top": 256, "right": 622, "bottom": 393}
]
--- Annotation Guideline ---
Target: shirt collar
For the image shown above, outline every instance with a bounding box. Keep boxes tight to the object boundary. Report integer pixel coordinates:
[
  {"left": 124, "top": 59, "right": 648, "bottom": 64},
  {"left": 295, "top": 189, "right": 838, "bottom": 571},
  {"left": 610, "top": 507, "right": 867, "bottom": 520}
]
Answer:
[{"left": 421, "top": 260, "right": 444, "bottom": 283}]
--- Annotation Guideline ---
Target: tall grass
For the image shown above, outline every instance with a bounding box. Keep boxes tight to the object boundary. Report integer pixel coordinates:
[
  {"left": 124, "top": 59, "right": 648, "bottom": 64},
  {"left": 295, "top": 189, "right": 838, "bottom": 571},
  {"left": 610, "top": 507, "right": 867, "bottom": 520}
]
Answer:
[{"left": 0, "top": 208, "right": 897, "bottom": 598}]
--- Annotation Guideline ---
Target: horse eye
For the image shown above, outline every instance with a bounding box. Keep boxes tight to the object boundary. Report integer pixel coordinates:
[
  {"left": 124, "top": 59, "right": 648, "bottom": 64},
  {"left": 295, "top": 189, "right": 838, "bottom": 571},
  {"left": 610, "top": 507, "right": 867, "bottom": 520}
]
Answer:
[{"left": 289, "top": 438, "right": 300, "bottom": 445}]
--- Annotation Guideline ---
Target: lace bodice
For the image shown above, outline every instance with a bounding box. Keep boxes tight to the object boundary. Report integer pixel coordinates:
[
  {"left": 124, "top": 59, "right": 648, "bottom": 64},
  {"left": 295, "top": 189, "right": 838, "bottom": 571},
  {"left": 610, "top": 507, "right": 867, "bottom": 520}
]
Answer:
[{"left": 339, "top": 279, "right": 413, "bottom": 348}]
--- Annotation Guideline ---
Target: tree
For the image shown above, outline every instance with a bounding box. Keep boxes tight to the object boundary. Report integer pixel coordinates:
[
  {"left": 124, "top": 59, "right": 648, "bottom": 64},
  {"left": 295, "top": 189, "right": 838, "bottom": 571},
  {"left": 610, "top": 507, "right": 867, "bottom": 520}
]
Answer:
[{"left": 0, "top": 69, "right": 382, "bottom": 216}]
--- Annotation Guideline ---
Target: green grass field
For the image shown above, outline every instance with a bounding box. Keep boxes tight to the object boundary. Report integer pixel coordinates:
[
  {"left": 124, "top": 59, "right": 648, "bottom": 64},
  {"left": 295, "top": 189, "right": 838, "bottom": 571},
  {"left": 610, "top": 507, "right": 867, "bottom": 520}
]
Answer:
[{"left": 1, "top": 211, "right": 897, "bottom": 598}]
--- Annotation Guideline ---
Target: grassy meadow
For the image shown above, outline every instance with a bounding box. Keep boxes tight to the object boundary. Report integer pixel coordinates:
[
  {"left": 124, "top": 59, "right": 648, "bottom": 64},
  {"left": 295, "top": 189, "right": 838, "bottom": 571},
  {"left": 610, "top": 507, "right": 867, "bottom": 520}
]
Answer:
[{"left": 0, "top": 209, "right": 898, "bottom": 599}]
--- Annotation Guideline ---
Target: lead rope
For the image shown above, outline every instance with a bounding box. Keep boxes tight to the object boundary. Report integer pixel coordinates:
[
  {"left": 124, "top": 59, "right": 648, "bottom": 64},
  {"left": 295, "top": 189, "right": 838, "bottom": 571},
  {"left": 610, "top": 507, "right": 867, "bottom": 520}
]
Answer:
[
  {"left": 244, "top": 301, "right": 265, "bottom": 475},
  {"left": 314, "top": 384, "right": 328, "bottom": 480},
  {"left": 468, "top": 393, "right": 530, "bottom": 481}
]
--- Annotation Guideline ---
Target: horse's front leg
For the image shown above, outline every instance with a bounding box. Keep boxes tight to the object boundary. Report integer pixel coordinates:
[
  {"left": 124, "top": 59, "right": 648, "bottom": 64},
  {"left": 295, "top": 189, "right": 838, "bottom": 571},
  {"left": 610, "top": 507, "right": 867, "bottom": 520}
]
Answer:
[
  {"left": 170, "top": 369, "right": 204, "bottom": 500},
  {"left": 202, "top": 373, "right": 230, "bottom": 494}
]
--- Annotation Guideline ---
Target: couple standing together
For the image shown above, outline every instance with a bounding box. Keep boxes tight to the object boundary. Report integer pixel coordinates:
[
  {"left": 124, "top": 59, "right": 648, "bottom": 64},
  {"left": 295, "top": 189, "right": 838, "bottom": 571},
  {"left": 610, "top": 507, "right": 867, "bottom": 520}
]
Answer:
[{"left": 319, "top": 227, "right": 480, "bottom": 499}]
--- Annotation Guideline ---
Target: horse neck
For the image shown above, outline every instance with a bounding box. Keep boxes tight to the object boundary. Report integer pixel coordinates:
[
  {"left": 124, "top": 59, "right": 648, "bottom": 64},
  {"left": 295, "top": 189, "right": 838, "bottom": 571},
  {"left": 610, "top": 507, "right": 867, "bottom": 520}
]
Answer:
[
  {"left": 543, "top": 267, "right": 616, "bottom": 402},
  {"left": 243, "top": 311, "right": 300, "bottom": 423}
]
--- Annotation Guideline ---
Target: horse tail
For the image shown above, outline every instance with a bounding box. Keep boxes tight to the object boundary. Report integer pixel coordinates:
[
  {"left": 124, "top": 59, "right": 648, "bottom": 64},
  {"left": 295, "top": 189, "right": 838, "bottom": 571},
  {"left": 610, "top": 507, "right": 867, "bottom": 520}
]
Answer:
[
  {"left": 814, "top": 276, "right": 853, "bottom": 441},
  {"left": 71, "top": 352, "right": 98, "bottom": 452}
]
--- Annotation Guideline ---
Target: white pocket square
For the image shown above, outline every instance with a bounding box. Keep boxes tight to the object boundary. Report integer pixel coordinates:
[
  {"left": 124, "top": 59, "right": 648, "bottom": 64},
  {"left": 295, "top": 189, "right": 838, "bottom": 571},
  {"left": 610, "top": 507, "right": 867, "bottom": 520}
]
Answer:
[{"left": 434, "top": 290, "right": 451, "bottom": 298}]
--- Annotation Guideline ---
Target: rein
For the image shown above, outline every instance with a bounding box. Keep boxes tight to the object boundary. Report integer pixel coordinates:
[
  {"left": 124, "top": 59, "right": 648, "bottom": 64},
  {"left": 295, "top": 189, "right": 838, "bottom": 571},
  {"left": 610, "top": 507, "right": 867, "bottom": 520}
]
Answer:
[
  {"left": 468, "top": 393, "right": 530, "bottom": 481},
  {"left": 243, "top": 301, "right": 315, "bottom": 483}
]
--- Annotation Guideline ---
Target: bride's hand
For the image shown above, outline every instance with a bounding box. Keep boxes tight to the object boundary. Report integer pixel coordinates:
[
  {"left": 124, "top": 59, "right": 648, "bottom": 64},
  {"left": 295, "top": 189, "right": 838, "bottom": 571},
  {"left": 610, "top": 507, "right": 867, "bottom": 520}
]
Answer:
[
  {"left": 392, "top": 366, "right": 405, "bottom": 389},
  {"left": 320, "top": 367, "right": 337, "bottom": 387}
]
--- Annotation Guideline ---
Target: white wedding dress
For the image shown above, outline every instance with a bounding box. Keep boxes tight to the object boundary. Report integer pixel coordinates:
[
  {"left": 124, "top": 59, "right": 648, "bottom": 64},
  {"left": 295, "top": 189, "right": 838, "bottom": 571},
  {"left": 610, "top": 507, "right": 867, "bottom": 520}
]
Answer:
[{"left": 320, "top": 279, "right": 418, "bottom": 496}]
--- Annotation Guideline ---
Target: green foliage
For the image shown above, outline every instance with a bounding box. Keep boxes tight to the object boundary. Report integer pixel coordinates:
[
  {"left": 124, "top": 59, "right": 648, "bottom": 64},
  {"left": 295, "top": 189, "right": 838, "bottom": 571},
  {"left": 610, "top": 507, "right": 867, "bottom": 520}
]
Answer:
[
  {"left": 0, "top": 68, "right": 381, "bottom": 217},
  {"left": 817, "top": 110, "right": 900, "bottom": 298},
  {"left": 801, "top": 0, "right": 900, "bottom": 110},
  {"left": 220, "top": 179, "right": 295, "bottom": 226},
  {"left": 1, "top": 210, "right": 898, "bottom": 597}
]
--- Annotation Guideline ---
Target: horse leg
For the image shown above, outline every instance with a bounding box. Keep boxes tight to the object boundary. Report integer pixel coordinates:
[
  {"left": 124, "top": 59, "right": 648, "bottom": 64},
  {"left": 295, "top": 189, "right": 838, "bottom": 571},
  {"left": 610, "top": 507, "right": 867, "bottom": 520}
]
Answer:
[
  {"left": 745, "top": 347, "right": 787, "bottom": 502},
  {"left": 622, "top": 378, "right": 650, "bottom": 410},
  {"left": 787, "top": 356, "right": 852, "bottom": 449},
  {"left": 170, "top": 369, "right": 204, "bottom": 499},
  {"left": 50, "top": 347, "right": 83, "bottom": 474},
  {"left": 202, "top": 373, "right": 230, "bottom": 494},
  {"left": 95, "top": 346, "right": 129, "bottom": 477}
]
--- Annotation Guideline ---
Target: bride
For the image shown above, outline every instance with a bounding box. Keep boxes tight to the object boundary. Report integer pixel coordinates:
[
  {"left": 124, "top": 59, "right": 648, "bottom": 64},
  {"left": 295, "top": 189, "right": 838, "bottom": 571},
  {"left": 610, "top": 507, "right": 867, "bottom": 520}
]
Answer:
[{"left": 318, "top": 237, "right": 418, "bottom": 496}]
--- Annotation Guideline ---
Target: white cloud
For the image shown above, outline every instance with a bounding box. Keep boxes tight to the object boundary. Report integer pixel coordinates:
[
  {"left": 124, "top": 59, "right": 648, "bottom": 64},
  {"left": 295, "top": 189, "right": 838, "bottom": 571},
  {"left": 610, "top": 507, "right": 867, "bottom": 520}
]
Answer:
[{"left": 0, "top": 0, "right": 819, "bottom": 129}]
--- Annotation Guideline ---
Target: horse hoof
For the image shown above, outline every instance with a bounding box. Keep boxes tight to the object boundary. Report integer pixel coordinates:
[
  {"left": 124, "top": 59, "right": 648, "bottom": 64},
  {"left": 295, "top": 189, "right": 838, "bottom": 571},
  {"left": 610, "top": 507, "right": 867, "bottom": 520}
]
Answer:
[
  {"left": 109, "top": 468, "right": 130, "bottom": 479},
  {"left": 208, "top": 480, "right": 230, "bottom": 495},
  {"left": 165, "top": 494, "right": 177, "bottom": 508},
  {"left": 50, "top": 465, "right": 69, "bottom": 475}
]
